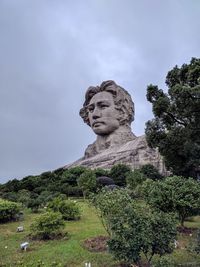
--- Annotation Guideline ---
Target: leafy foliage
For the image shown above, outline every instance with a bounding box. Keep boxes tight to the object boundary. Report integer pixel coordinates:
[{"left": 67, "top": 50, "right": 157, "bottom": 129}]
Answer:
[
  {"left": 126, "top": 169, "right": 147, "bottom": 192},
  {"left": 96, "top": 176, "right": 115, "bottom": 190},
  {"left": 145, "top": 58, "right": 200, "bottom": 178},
  {"left": 0, "top": 198, "right": 21, "bottom": 223},
  {"left": 106, "top": 201, "right": 177, "bottom": 266},
  {"left": 91, "top": 188, "right": 132, "bottom": 235},
  {"left": 30, "top": 211, "right": 65, "bottom": 240},
  {"left": 143, "top": 176, "right": 200, "bottom": 226},
  {"left": 109, "top": 163, "right": 131, "bottom": 186},
  {"left": 77, "top": 169, "right": 96, "bottom": 197},
  {"left": 47, "top": 197, "right": 81, "bottom": 221},
  {"left": 140, "top": 164, "right": 163, "bottom": 180}
]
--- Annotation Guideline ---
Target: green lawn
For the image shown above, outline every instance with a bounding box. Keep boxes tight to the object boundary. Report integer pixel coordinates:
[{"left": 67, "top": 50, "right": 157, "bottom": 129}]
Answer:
[{"left": 1, "top": 201, "right": 200, "bottom": 267}]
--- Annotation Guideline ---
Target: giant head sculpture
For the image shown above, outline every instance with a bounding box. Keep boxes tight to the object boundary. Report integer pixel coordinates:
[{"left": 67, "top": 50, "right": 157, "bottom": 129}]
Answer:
[{"left": 80, "top": 80, "right": 135, "bottom": 136}]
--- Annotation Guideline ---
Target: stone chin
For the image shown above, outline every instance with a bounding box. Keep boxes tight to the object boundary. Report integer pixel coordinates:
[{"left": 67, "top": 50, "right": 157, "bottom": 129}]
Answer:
[{"left": 91, "top": 122, "right": 120, "bottom": 136}]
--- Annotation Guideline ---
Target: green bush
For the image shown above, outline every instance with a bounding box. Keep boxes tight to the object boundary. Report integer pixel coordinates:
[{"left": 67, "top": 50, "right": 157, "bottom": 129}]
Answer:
[
  {"left": 47, "top": 197, "right": 81, "bottom": 220},
  {"left": 77, "top": 169, "right": 96, "bottom": 198},
  {"left": 108, "top": 205, "right": 177, "bottom": 266},
  {"left": 91, "top": 188, "right": 132, "bottom": 235},
  {"left": 30, "top": 211, "right": 65, "bottom": 240},
  {"left": 109, "top": 163, "right": 131, "bottom": 186},
  {"left": 143, "top": 176, "right": 200, "bottom": 226},
  {"left": 0, "top": 198, "right": 21, "bottom": 223}
]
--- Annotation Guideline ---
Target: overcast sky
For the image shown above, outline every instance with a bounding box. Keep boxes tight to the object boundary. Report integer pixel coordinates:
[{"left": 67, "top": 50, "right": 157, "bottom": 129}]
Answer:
[{"left": 0, "top": 0, "right": 200, "bottom": 183}]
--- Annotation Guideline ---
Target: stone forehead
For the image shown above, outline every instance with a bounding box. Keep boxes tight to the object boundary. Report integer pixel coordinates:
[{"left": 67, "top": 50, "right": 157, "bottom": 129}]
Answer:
[{"left": 88, "top": 91, "right": 115, "bottom": 104}]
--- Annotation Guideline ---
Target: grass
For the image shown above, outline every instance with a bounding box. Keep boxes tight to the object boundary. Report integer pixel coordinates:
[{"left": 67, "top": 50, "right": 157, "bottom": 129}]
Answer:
[
  {"left": 0, "top": 201, "right": 116, "bottom": 267},
  {"left": 1, "top": 200, "right": 200, "bottom": 267}
]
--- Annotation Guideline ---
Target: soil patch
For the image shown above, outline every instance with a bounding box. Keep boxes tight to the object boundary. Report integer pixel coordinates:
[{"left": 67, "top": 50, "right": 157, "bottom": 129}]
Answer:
[{"left": 83, "top": 235, "right": 109, "bottom": 252}]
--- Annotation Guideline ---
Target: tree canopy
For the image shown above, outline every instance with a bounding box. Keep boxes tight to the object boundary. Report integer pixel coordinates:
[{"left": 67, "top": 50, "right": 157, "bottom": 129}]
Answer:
[{"left": 145, "top": 58, "right": 200, "bottom": 178}]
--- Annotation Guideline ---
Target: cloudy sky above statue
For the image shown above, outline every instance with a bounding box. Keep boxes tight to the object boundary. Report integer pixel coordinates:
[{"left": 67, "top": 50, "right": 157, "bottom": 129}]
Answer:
[{"left": 0, "top": 0, "right": 200, "bottom": 183}]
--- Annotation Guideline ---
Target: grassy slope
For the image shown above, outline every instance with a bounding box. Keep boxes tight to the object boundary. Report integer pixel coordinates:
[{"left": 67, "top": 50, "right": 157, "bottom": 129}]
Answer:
[
  {"left": 0, "top": 201, "right": 200, "bottom": 267},
  {"left": 0, "top": 201, "right": 115, "bottom": 267}
]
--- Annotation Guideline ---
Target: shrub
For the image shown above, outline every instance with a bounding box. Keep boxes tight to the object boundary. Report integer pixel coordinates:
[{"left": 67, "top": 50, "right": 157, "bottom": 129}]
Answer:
[
  {"left": 143, "top": 176, "right": 200, "bottom": 226},
  {"left": 108, "top": 205, "right": 177, "bottom": 266},
  {"left": 47, "top": 197, "right": 81, "bottom": 220},
  {"left": 77, "top": 169, "right": 96, "bottom": 198},
  {"left": 27, "top": 198, "right": 41, "bottom": 213},
  {"left": 66, "top": 185, "right": 83, "bottom": 197},
  {"left": 30, "top": 211, "right": 65, "bottom": 240},
  {"left": 140, "top": 164, "right": 163, "bottom": 180},
  {"left": 96, "top": 176, "right": 115, "bottom": 189},
  {"left": 126, "top": 169, "right": 147, "bottom": 197},
  {"left": 0, "top": 198, "right": 21, "bottom": 223},
  {"left": 91, "top": 188, "right": 132, "bottom": 235},
  {"left": 109, "top": 163, "right": 131, "bottom": 186}
]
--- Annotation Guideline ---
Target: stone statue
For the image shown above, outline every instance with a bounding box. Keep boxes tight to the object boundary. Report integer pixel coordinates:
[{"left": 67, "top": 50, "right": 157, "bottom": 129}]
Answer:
[{"left": 65, "top": 80, "right": 166, "bottom": 174}]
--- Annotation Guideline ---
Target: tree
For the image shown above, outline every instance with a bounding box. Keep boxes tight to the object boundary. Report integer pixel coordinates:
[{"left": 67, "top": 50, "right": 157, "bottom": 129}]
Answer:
[
  {"left": 126, "top": 169, "right": 147, "bottom": 198},
  {"left": 17, "top": 189, "right": 31, "bottom": 207},
  {"left": 126, "top": 169, "right": 147, "bottom": 190},
  {"left": 91, "top": 188, "right": 132, "bottom": 236},
  {"left": 30, "top": 211, "right": 65, "bottom": 240},
  {"left": 143, "top": 176, "right": 200, "bottom": 226},
  {"left": 109, "top": 163, "right": 131, "bottom": 186},
  {"left": 140, "top": 164, "right": 163, "bottom": 180},
  {"left": 77, "top": 169, "right": 96, "bottom": 198},
  {"left": 145, "top": 58, "right": 200, "bottom": 178},
  {"left": 108, "top": 208, "right": 176, "bottom": 267},
  {"left": 47, "top": 197, "right": 81, "bottom": 221},
  {"left": 0, "top": 198, "right": 21, "bottom": 223}
]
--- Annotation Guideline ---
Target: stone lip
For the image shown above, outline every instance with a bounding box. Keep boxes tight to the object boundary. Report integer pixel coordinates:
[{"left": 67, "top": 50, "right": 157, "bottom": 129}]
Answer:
[{"left": 64, "top": 135, "right": 167, "bottom": 175}]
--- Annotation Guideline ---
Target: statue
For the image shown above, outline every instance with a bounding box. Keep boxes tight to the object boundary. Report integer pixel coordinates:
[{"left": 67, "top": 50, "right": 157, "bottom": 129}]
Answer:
[{"left": 65, "top": 80, "right": 166, "bottom": 174}]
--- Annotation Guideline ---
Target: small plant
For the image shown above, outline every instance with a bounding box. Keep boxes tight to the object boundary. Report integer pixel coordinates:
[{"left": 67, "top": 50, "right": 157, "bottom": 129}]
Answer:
[{"left": 30, "top": 211, "right": 65, "bottom": 240}]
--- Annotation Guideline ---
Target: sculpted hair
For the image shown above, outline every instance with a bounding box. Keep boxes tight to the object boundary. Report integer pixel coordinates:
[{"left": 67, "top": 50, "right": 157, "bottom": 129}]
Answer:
[{"left": 79, "top": 80, "right": 134, "bottom": 127}]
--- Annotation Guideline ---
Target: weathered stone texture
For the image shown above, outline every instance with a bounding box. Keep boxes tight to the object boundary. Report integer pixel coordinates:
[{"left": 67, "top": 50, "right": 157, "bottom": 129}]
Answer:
[{"left": 64, "top": 80, "right": 167, "bottom": 175}]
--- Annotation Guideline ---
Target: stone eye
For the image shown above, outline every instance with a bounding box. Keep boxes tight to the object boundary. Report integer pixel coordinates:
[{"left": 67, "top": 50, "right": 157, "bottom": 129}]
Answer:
[{"left": 88, "top": 106, "right": 94, "bottom": 113}]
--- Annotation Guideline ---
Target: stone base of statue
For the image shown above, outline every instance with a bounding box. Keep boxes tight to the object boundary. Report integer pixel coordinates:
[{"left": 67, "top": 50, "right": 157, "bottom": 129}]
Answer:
[{"left": 65, "top": 135, "right": 167, "bottom": 175}]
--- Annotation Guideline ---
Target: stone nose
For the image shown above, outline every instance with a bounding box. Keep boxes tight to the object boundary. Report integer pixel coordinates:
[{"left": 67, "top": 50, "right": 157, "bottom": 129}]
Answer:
[{"left": 92, "top": 107, "right": 101, "bottom": 119}]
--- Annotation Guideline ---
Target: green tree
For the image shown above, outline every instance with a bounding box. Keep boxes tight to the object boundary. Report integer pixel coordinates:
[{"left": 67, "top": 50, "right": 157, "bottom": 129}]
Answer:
[
  {"left": 0, "top": 198, "right": 21, "bottom": 223},
  {"left": 47, "top": 197, "right": 81, "bottom": 221},
  {"left": 126, "top": 169, "right": 147, "bottom": 198},
  {"left": 140, "top": 164, "right": 163, "bottom": 180},
  {"left": 91, "top": 188, "right": 132, "bottom": 235},
  {"left": 126, "top": 169, "right": 147, "bottom": 190},
  {"left": 30, "top": 211, "right": 65, "bottom": 240},
  {"left": 27, "top": 198, "right": 41, "bottom": 213},
  {"left": 104, "top": 200, "right": 177, "bottom": 266},
  {"left": 17, "top": 189, "right": 31, "bottom": 207},
  {"left": 77, "top": 169, "right": 96, "bottom": 198},
  {"left": 145, "top": 58, "right": 200, "bottom": 178},
  {"left": 109, "top": 163, "right": 131, "bottom": 186},
  {"left": 143, "top": 176, "right": 200, "bottom": 226}
]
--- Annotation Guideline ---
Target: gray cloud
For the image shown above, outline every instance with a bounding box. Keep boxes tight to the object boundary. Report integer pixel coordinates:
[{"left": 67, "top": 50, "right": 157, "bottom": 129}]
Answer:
[{"left": 0, "top": 0, "right": 200, "bottom": 183}]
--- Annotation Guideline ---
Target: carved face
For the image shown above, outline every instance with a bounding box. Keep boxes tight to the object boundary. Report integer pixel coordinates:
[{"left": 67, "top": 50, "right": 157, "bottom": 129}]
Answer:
[{"left": 87, "top": 91, "right": 120, "bottom": 135}]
